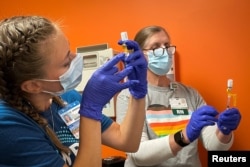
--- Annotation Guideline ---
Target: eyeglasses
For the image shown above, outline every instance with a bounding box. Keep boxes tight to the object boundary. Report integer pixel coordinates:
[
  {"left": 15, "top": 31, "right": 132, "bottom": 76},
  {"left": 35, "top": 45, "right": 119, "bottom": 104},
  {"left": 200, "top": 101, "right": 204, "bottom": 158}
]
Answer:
[{"left": 144, "top": 46, "right": 176, "bottom": 57}]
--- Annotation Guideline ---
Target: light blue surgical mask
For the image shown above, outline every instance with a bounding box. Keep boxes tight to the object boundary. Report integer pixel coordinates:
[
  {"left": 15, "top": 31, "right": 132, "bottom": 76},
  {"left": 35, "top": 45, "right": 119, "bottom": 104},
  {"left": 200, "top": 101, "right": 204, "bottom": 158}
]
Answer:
[
  {"left": 147, "top": 48, "right": 173, "bottom": 76},
  {"left": 38, "top": 54, "right": 83, "bottom": 96}
]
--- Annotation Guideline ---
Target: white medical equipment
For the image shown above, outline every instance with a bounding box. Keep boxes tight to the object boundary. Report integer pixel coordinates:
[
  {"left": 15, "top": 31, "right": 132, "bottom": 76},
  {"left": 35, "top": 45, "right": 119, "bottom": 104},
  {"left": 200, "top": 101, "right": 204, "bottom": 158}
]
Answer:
[{"left": 76, "top": 43, "right": 116, "bottom": 117}]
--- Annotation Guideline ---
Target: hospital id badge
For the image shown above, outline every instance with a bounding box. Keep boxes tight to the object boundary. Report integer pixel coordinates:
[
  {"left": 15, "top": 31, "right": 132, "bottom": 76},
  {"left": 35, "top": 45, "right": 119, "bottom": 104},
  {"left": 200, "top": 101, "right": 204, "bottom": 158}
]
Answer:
[
  {"left": 58, "top": 101, "right": 80, "bottom": 139},
  {"left": 169, "top": 98, "right": 189, "bottom": 115}
]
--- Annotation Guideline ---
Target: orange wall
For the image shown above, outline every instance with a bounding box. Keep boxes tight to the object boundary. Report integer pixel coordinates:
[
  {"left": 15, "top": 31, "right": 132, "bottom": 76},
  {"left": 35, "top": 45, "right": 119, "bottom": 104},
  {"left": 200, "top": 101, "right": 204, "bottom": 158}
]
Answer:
[{"left": 1, "top": 0, "right": 250, "bottom": 166}]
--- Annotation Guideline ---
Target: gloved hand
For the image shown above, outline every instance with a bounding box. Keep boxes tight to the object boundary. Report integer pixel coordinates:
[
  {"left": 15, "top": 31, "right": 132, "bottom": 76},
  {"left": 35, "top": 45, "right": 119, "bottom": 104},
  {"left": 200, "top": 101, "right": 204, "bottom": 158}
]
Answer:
[
  {"left": 118, "top": 40, "right": 148, "bottom": 99},
  {"left": 79, "top": 54, "right": 137, "bottom": 121},
  {"left": 186, "top": 105, "right": 218, "bottom": 142},
  {"left": 217, "top": 108, "right": 241, "bottom": 135}
]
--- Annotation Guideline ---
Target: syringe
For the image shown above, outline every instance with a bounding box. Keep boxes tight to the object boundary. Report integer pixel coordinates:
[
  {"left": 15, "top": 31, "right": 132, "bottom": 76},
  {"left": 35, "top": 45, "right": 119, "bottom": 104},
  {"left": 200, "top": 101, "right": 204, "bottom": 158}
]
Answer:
[
  {"left": 226, "top": 79, "right": 237, "bottom": 109},
  {"left": 120, "top": 32, "right": 133, "bottom": 56}
]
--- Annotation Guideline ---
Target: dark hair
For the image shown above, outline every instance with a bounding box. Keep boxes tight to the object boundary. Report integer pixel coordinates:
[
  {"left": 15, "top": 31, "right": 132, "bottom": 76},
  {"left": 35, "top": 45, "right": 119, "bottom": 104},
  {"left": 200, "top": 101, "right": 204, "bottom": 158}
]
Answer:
[
  {"left": 134, "top": 25, "right": 171, "bottom": 48},
  {"left": 0, "top": 15, "right": 70, "bottom": 154}
]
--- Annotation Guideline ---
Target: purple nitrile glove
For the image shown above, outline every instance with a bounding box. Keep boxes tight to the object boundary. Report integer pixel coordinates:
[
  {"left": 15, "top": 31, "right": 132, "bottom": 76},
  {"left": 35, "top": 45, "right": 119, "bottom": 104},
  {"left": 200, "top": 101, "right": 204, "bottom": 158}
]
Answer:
[
  {"left": 217, "top": 107, "right": 241, "bottom": 135},
  {"left": 79, "top": 53, "right": 137, "bottom": 121},
  {"left": 186, "top": 105, "right": 218, "bottom": 142},
  {"left": 118, "top": 40, "right": 148, "bottom": 99}
]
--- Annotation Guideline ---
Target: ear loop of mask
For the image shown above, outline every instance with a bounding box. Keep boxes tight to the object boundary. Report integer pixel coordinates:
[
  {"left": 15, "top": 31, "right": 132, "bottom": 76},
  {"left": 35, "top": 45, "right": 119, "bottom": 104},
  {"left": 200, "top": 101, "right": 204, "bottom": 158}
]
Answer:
[{"left": 37, "top": 54, "right": 83, "bottom": 96}]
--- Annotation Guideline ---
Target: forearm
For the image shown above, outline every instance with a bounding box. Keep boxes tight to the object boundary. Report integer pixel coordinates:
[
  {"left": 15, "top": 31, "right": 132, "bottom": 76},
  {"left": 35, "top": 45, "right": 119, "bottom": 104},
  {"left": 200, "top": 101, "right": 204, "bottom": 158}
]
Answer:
[
  {"left": 201, "top": 125, "right": 233, "bottom": 150},
  {"left": 119, "top": 96, "right": 145, "bottom": 152},
  {"left": 129, "top": 137, "right": 175, "bottom": 166},
  {"left": 74, "top": 117, "right": 101, "bottom": 167},
  {"left": 216, "top": 128, "right": 233, "bottom": 143}
]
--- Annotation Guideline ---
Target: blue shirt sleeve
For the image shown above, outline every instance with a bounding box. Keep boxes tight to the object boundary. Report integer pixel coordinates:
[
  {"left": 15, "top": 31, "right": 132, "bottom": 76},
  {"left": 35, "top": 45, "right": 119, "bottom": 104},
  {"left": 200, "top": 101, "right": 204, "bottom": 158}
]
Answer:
[{"left": 101, "top": 114, "right": 113, "bottom": 133}]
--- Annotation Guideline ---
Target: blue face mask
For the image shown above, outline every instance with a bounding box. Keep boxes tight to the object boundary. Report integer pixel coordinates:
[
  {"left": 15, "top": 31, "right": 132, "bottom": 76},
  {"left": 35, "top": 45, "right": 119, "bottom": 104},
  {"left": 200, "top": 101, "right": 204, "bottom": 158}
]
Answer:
[
  {"left": 39, "top": 54, "right": 83, "bottom": 96},
  {"left": 147, "top": 48, "right": 173, "bottom": 76}
]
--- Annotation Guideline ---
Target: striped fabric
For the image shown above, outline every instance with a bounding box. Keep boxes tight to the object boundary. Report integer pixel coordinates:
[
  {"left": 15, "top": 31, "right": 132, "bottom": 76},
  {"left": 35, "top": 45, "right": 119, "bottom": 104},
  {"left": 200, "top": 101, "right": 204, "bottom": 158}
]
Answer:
[{"left": 146, "top": 109, "right": 191, "bottom": 137}]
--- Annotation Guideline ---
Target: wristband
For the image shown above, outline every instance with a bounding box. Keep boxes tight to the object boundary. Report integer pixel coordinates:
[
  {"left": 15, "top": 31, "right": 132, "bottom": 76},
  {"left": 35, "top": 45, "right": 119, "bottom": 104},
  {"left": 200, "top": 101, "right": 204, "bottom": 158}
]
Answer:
[{"left": 174, "top": 130, "right": 189, "bottom": 147}]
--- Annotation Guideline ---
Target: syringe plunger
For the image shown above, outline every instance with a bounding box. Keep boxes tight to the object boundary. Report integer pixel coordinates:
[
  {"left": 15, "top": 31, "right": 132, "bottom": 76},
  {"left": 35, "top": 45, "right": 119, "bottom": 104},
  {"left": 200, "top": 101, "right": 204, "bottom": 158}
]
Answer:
[
  {"left": 121, "top": 32, "right": 128, "bottom": 41},
  {"left": 227, "top": 79, "right": 233, "bottom": 89}
]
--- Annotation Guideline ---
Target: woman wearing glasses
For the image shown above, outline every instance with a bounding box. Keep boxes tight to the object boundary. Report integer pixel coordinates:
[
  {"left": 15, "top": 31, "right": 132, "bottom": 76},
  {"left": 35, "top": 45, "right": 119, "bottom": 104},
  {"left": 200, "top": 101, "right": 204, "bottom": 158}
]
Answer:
[{"left": 116, "top": 25, "right": 241, "bottom": 167}]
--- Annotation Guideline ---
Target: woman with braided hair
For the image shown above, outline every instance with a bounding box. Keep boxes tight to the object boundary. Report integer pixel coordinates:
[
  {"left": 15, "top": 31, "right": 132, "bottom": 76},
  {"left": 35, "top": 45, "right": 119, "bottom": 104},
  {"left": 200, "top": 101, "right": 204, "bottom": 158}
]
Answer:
[{"left": 0, "top": 16, "right": 148, "bottom": 167}]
